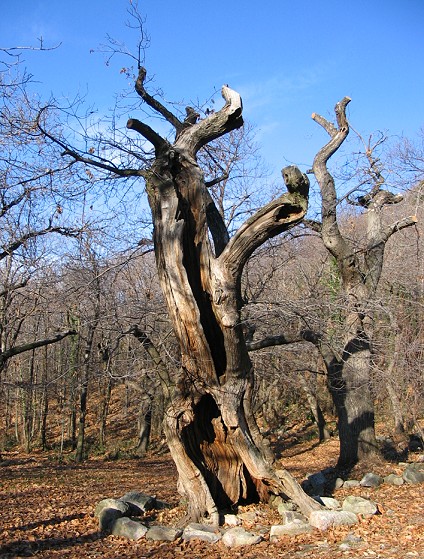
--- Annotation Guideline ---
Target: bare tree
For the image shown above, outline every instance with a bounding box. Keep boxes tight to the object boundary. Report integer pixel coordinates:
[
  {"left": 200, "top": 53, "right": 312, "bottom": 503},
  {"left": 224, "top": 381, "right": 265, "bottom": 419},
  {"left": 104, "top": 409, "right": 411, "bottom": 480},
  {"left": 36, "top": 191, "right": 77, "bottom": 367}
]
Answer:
[
  {"left": 131, "top": 70, "right": 319, "bottom": 521},
  {"left": 0, "top": 51, "right": 85, "bottom": 377},
  {"left": 304, "top": 98, "right": 417, "bottom": 467},
  {"left": 43, "top": 60, "right": 323, "bottom": 520}
]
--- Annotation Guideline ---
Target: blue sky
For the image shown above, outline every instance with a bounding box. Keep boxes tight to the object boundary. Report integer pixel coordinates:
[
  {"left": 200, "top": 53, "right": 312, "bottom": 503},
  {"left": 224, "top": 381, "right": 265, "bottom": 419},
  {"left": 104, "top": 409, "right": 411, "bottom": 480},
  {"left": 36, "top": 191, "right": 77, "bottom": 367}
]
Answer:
[{"left": 2, "top": 0, "right": 423, "bottom": 179}]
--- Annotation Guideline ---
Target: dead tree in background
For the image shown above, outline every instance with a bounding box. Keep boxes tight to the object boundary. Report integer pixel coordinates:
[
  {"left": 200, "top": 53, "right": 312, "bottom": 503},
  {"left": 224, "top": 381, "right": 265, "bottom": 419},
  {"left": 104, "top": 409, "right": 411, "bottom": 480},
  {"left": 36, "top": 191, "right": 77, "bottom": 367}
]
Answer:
[{"left": 308, "top": 98, "right": 417, "bottom": 467}]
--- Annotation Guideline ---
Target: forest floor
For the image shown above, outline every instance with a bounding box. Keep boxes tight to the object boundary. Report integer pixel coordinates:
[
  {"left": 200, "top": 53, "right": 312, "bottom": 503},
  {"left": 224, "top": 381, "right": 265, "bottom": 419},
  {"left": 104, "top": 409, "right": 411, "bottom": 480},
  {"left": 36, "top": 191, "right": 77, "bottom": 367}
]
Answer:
[{"left": 1, "top": 430, "right": 423, "bottom": 559}]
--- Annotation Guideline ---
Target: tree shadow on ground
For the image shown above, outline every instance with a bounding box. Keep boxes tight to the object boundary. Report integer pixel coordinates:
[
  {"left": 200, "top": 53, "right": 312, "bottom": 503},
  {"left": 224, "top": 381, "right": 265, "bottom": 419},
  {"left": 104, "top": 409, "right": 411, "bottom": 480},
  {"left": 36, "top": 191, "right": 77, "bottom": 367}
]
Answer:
[
  {"left": 0, "top": 531, "right": 103, "bottom": 558},
  {"left": 269, "top": 421, "right": 323, "bottom": 460},
  {"left": 7, "top": 513, "right": 86, "bottom": 534}
]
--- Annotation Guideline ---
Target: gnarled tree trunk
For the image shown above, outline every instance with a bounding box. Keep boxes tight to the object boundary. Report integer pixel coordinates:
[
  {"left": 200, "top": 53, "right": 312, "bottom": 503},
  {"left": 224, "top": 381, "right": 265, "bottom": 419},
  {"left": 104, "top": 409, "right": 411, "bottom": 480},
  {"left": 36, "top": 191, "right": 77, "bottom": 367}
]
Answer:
[{"left": 127, "top": 70, "right": 320, "bottom": 522}]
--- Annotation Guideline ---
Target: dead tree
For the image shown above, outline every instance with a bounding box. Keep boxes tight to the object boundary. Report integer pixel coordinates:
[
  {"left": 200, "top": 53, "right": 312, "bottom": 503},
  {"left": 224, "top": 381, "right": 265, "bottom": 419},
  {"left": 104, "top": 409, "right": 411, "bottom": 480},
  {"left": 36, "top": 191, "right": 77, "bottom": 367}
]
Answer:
[
  {"left": 43, "top": 67, "right": 320, "bottom": 522},
  {"left": 127, "top": 70, "right": 319, "bottom": 522},
  {"left": 309, "top": 98, "right": 418, "bottom": 467}
]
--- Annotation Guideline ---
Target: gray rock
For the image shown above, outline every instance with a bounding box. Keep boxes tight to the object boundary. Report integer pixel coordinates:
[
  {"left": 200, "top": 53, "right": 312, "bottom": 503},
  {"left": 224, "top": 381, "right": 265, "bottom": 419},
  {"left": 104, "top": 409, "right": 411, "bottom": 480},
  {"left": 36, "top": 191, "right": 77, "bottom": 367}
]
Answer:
[
  {"left": 222, "top": 514, "right": 241, "bottom": 526},
  {"left": 238, "top": 511, "right": 257, "bottom": 522},
  {"left": 343, "top": 479, "right": 360, "bottom": 488},
  {"left": 335, "top": 477, "right": 345, "bottom": 489},
  {"left": 343, "top": 532, "right": 363, "bottom": 544},
  {"left": 338, "top": 533, "right": 364, "bottom": 550},
  {"left": 277, "top": 501, "right": 297, "bottom": 513},
  {"left": 94, "top": 498, "right": 130, "bottom": 518},
  {"left": 279, "top": 510, "right": 307, "bottom": 524},
  {"left": 317, "top": 496, "right": 341, "bottom": 510},
  {"left": 120, "top": 491, "right": 157, "bottom": 514},
  {"left": 221, "top": 527, "right": 262, "bottom": 547},
  {"left": 360, "top": 473, "right": 384, "bottom": 487},
  {"left": 110, "top": 517, "right": 148, "bottom": 540},
  {"left": 342, "top": 496, "right": 378, "bottom": 515},
  {"left": 384, "top": 473, "right": 404, "bottom": 486},
  {"left": 270, "top": 522, "right": 313, "bottom": 540},
  {"left": 98, "top": 508, "right": 125, "bottom": 532},
  {"left": 309, "top": 510, "right": 358, "bottom": 531},
  {"left": 146, "top": 525, "right": 183, "bottom": 541},
  {"left": 94, "top": 499, "right": 131, "bottom": 532},
  {"left": 183, "top": 522, "right": 221, "bottom": 543},
  {"left": 403, "top": 465, "right": 424, "bottom": 484}
]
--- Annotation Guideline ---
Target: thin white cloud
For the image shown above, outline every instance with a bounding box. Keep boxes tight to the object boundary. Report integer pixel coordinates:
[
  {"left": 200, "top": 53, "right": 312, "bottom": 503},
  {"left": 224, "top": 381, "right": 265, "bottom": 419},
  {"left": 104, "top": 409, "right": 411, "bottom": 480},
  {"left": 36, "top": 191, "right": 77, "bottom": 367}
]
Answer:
[{"left": 238, "top": 63, "right": 330, "bottom": 115}]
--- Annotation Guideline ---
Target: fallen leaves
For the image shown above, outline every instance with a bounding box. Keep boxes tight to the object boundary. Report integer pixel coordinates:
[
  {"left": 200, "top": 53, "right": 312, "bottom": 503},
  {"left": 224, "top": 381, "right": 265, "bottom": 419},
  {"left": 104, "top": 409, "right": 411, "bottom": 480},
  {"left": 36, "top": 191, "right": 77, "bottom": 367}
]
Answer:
[{"left": 0, "top": 442, "right": 423, "bottom": 559}]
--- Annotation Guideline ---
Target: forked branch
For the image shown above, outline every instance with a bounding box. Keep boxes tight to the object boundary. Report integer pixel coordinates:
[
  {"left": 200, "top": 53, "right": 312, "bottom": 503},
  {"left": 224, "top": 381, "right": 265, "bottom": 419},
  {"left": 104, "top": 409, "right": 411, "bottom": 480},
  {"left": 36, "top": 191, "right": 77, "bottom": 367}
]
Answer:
[
  {"left": 221, "top": 166, "right": 309, "bottom": 278},
  {"left": 134, "top": 67, "right": 183, "bottom": 132},
  {"left": 312, "top": 97, "right": 351, "bottom": 260},
  {"left": 126, "top": 117, "right": 168, "bottom": 153},
  {"left": 382, "top": 215, "right": 418, "bottom": 243},
  {"left": 176, "top": 86, "right": 243, "bottom": 156}
]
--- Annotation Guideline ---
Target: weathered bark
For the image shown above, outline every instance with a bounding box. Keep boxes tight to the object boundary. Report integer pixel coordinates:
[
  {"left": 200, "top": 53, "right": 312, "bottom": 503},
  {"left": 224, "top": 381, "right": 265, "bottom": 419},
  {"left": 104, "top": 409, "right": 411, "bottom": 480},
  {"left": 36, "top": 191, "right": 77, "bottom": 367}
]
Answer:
[
  {"left": 311, "top": 98, "right": 417, "bottom": 468},
  {"left": 127, "top": 70, "right": 319, "bottom": 522}
]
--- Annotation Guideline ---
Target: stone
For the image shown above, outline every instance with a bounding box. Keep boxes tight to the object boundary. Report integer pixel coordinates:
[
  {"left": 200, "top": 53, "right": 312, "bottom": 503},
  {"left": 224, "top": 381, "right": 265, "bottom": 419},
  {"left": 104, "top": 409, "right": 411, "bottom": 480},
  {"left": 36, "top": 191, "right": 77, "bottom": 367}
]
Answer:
[
  {"left": 221, "top": 527, "right": 262, "bottom": 547},
  {"left": 343, "top": 479, "right": 360, "bottom": 488},
  {"left": 94, "top": 498, "right": 130, "bottom": 518},
  {"left": 110, "top": 517, "right": 148, "bottom": 540},
  {"left": 309, "top": 510, "right": 358, "bottom": 531},
  {"left": 98, "top": 508, "right": 125, "bottom": 532},
  {"left": 94, "top": 499, "right": 131, "bottom": 532},
  {"left": 270, "top": 522, "right": 313, "bottom": 540},
  {"left": 277, "top": 501, "right": 297, "bottom": 513},
  {"left": 342, "top": 496, "right": 378, "bottom": 515},
  {"left": 237, "top": 511, "right": 257, "bottom": 522},
  {"left": 120, "top": 491, "right": 157, "bottom": 514},
  {"left": 403, "top": 465, "right": 424, "bottom": 484},
  {"left": 279, "top": 510, "right": 307, "bottom": 524},
  {"left": 343, "top": 532, "right": 363, "bottom": 544},
  {"left": 334, "top": 477, "right": 345, "bottom": 489},
  {"left": 317, "top": 496, "right": 341, "bottom": 510},
  {"left": 384, "top": 473, "right": 404, "bottom": 486},
  {"left": 360, "top": 473, "right": 384, "bottom": 487},
  {"left": 222, "top": 514, "right": 241, "bottom": 526},
  {"left": 146, "top": 525, "right": 183, "bottom": 541},
  {"left": 182, "top": 523, "right": 221, "bottom": 543},
  {"left": 339, "top": 532, "right": 363, "bottom": 550}
]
